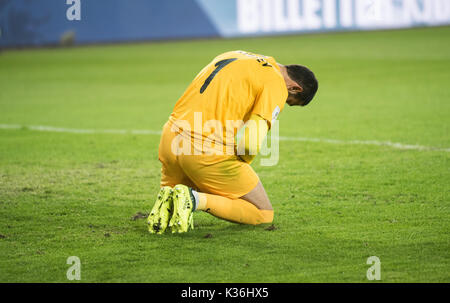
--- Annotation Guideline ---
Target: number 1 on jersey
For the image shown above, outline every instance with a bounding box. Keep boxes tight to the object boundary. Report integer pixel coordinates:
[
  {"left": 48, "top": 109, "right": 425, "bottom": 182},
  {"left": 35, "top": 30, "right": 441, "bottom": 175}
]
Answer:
[{"left": 200, "top": 58, "right": 237, "bottom": 94}]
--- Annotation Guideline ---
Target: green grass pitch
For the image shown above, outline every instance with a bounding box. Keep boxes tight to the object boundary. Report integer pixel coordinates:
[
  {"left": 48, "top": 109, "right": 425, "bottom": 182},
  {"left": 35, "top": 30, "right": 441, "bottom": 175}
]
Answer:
[{"left": 0, "top": 27, "right": 449, "bottom": 282}]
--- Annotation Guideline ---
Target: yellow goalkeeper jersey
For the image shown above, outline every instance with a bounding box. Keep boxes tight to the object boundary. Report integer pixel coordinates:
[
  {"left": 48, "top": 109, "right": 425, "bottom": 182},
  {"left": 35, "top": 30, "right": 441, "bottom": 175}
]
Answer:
[{"left": 168, "top": 50, "right": 287, "bottom": 154}]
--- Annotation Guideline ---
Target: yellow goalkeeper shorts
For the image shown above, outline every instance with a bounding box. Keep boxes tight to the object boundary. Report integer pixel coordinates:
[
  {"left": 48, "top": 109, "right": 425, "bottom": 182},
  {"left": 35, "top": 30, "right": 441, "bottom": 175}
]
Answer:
[{"left": 158, "top": 122, "right": 259, "bottom": 199}]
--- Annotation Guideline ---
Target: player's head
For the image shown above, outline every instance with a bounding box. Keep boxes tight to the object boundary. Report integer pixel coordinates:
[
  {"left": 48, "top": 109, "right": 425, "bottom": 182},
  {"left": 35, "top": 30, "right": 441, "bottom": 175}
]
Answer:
[{"left": 284, "top": 65, "right": 318, "bottom": 106}]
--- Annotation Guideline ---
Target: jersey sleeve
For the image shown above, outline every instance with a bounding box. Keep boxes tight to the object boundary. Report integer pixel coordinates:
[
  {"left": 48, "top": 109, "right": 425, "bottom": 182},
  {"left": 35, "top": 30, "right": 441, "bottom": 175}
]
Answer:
[
  {"left": 237, "top": 114, "right": 269, "bottom": 164},
  {"left": 250, "top": 76, "right": 287, "bottom": 129}
]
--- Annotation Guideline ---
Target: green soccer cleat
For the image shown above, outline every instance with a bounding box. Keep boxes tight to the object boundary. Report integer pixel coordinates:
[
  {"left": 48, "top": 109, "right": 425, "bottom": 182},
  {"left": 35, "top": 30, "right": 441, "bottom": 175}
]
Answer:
[
  {"left": 168, "top": 184, "right": 195, "bottom": 233},
  {"left": 147, "top": 186, "right": 173, "bottom": 234}
]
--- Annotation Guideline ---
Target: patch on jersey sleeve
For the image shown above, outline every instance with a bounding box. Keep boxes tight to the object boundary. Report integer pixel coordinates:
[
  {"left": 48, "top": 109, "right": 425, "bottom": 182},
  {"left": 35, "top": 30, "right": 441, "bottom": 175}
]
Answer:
[{"left": 271, "top": 106, "right": 281, "bottom": 123}]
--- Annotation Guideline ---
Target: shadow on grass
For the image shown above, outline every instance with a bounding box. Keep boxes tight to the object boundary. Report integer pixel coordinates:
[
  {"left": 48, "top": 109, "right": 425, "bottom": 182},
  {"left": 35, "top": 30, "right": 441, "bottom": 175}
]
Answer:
[{"left": 130, "top": 217, "right": 278, "bottom": 240}]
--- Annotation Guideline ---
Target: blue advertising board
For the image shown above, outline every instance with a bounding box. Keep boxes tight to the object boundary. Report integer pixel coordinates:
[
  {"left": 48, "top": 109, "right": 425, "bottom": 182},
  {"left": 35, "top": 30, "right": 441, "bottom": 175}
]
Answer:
[{"left": 1, "top": 0, "right": 449, "bottom": 47}]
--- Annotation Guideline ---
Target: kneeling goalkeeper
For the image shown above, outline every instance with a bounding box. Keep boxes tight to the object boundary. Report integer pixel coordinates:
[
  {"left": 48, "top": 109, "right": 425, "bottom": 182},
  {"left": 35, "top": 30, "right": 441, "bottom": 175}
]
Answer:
[{"left": 147, "top": 50, "right": 318, "bottom": 234}]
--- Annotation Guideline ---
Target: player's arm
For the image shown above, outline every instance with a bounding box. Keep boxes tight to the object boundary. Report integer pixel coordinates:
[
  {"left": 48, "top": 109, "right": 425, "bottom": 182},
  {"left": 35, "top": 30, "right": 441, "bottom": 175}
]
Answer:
[{"left": 237, "top": 114, "right": 269, "bottom": 164}]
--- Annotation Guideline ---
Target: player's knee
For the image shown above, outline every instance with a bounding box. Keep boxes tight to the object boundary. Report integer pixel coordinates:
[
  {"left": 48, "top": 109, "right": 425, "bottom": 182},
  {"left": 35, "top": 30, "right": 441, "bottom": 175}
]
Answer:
[
  {"left": 259, "top": 209, "right": 274, "bottom": 224},
  {"left": 245, "top": 197, "right": 273, "bottom": 211}
]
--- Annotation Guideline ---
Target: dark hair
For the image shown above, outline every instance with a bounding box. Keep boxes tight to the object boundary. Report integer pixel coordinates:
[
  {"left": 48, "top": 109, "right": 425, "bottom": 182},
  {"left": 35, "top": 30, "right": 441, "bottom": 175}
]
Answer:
[{"left": 286, "top": 65, "right": 318, "bottom": 106}]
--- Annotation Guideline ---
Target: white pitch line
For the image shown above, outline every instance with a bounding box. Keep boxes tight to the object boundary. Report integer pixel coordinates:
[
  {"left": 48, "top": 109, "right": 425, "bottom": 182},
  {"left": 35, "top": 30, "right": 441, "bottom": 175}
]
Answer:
[
  {"left": 0, "top": 124, "right": 449, "bottom": 152},
  {"left": 278, "top": 136, "right": 450, "bottom": 152},
  {"left": 0, "top": 124, "right": 162, "bottom": 135}
]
